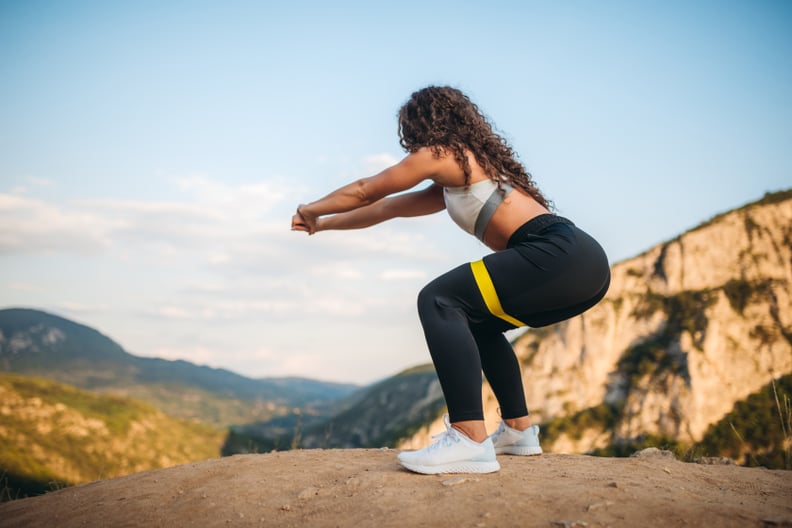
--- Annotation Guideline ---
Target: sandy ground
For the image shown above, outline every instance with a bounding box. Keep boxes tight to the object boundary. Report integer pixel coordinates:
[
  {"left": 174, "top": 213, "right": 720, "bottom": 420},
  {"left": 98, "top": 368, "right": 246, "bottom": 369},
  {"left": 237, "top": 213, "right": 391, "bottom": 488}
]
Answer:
[{"left": 1, "top": 448, "right": 791, "bottom": 528}]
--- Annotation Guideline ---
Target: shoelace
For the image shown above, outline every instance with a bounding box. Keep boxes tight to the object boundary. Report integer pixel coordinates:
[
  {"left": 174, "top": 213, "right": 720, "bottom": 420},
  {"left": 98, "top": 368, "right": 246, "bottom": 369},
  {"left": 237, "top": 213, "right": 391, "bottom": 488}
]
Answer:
[
  {"left": 490, "top": 421, "right": 508, "bottom": 444},
  {"left": 427, "top": 415, "right": 462, "bottom": 451},
  {"left": 428, "top": 428, "right": 461, "bottom": 451}
]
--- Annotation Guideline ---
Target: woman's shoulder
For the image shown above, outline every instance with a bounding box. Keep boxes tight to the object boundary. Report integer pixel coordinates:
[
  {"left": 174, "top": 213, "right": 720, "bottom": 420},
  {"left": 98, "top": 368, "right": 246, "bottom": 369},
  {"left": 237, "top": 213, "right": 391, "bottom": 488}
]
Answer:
[{"left": 394, "top": 147, "right": 464, "bottom": 186}]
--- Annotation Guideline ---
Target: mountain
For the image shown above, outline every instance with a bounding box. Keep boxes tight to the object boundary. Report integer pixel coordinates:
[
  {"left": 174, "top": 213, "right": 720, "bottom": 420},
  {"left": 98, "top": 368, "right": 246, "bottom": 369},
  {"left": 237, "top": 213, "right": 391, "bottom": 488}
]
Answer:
[
  {"left": 222, "top": 363, "right": 445, "bottom": 453},
  {"left": 0, "top": 371, "right": 224, "bottom": 500},
  {"left": 0, "top": 308, "right": 358, "bottom": 426},
  {"left": 400, "top": 189, "right": 792, "bottom": 467}
]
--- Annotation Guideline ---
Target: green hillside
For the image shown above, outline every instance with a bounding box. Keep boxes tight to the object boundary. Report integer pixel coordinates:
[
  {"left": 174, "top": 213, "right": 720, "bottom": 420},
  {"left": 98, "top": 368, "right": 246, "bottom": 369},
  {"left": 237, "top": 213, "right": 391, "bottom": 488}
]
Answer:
[{"left": 0, "top": 372, "right": 225, "bottom": 501}]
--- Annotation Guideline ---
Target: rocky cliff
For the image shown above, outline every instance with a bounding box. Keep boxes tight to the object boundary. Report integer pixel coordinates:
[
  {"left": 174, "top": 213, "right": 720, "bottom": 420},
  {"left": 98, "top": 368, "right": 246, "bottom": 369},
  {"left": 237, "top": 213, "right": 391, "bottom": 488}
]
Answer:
[{"left": 401, "top": 190, "right": 792, "bottom": 455}]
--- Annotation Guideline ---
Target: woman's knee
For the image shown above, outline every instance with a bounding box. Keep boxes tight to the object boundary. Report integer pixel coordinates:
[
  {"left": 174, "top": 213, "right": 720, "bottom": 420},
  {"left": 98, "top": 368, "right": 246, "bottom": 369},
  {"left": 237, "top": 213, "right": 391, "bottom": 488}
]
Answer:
[
  {"left": 417, "top": 277, "right": 464, "bottom": 324},
  {"left": 417, "top": 265, "right": 475, "bottom": 322},
  {"left": 416, "top": 280, "right": 442, "bottom": 319}
]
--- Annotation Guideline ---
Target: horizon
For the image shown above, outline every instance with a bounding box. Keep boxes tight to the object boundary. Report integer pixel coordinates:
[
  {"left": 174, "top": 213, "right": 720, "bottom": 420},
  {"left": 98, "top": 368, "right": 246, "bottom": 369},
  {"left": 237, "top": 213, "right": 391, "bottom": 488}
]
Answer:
[
  {"left": 2, "top": 187, "right": 787, "bottom": 386},
  {"left": 1, "top": 1, "right": 791, "bottom": 384}
]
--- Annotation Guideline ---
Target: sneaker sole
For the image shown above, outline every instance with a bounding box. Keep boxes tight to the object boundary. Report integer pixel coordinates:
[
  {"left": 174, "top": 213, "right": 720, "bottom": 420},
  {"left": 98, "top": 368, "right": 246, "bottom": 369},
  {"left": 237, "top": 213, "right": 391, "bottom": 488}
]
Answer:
[
  {"left": 399, "top": 459, "right": 500, "bottom": 475},
  {"left": 494, "top": 445, "right": 543, "bottom": 456}
]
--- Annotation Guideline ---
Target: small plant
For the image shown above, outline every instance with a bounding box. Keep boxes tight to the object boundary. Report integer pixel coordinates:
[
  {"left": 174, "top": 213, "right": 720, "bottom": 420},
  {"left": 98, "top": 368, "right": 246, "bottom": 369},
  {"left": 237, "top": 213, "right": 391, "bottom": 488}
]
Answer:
[
  {"left": 728, "top": 422, "right": 759, "bottom": 467},
  {"left": 697, "top": 374, "right": 792, "bottom": 469},
  {"left": 290, "top": 410, "right": 302, "bottom": 450},
  {"left": 1, "top": 471, "right": 17, "bottom": 502},
  {"left": 772, "top": 380, "right": 791, "bottom": 469}
]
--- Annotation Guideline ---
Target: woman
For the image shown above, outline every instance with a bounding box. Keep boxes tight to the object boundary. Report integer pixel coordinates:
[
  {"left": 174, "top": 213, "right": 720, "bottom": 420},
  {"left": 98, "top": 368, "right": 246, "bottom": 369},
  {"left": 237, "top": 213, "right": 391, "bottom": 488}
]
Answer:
[{"left": 291, "top": 86, "right": 610, "bottom": 475}]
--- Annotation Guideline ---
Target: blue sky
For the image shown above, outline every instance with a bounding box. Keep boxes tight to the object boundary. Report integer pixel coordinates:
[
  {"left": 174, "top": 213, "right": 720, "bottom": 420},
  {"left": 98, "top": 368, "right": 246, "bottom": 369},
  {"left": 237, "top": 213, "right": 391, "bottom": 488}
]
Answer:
[{"left": 1, "top": 1, "right": 790, "bottom": 384}]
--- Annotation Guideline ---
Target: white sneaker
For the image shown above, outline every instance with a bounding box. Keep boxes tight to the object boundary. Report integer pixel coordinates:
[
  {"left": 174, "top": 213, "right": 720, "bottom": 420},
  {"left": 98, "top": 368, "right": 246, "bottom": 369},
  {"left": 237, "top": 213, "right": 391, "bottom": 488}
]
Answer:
[
  {"left": 490, "top": 421, "right": 543, "bottom": 455},
  {"left": 397, "top": 415, "right": 500, "bottom": 474}
]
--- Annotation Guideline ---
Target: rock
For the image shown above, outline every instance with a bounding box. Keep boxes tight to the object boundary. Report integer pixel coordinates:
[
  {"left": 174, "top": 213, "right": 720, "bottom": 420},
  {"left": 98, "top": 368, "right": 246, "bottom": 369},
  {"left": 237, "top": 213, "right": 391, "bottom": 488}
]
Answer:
[
  {"left": 762, "top": 518, "right": 792, "bottom": 527},
  {"left": 694, "top": 456, "right": 735, "bottom": 465},
  {"left": 630, "top": 447, "right": 676, "bottom": 460},
  {"left": 441, "top": 476, "right": 480, "bottom": 487},
  {"left": 585, "top": 500, "right": 614, "bottom": 512},
  {"left": 552, "top": 521, "right": 588, "bottom": 528},
  {"left": 297, "top": 487, "right": 319, "bottom": 499}
]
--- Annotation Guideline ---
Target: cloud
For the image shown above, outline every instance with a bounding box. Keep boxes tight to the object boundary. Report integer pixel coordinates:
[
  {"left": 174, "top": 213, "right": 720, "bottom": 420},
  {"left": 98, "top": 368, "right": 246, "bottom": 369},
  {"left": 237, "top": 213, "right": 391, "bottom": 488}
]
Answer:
[
  {"left": 7, "top": 282, "right": 42, "bottom": 292},
  {"left": 0, "top": 162, "right": 465, "bottom": 382},
  {"left": 79, "top": 198, "right": 227, "bottom": 250},
  {"left": 313, "top": 228, "right": 444, "bottom": 260},
  {"left": 174, "top": 176, "right": 288, "bottom": 215},
  {"left": 312, "top": 262, "right": 364, "bottom": 280},
  {"left": 0, "top": 163, "right": 444, "bottom": 275},
  {"left": 25, "top": 177, "right": 54, "bottom": 188},
  {"left": 147, "top": 299, "right": 297, "bottom": 321},
  {"left": 0, "top": 175, "right": 296, "bottom": 256},
  {"left": 379, "top": 269, "right": 428, "bottom": 281},
  {"left": 0, "top": 193, "right": 111, "bottom": 254}
]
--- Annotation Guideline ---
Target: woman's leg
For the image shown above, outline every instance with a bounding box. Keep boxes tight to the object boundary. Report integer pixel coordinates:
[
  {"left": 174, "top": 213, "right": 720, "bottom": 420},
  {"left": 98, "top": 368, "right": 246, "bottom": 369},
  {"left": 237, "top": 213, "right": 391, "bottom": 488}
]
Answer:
[
  {"left": 417, "top": 264, "right": 489, "bottom": 430},
  {"left": 416, "top": 262, "right": 539, "bottom": 438},
  {"left": 472, "top": 326, "right": 530, "bottom": 423}
]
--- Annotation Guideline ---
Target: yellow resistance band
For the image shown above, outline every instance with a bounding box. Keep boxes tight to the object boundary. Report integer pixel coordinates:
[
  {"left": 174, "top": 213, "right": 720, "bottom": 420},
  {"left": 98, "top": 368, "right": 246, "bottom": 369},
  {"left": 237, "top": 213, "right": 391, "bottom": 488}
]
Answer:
[{"left": 470, "top": 259, "right": 526, "bottom": 327}]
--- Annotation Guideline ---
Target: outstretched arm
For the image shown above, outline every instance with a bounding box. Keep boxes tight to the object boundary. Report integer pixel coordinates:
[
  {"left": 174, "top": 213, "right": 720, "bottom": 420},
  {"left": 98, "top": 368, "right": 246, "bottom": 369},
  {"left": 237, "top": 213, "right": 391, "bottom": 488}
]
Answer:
[
  {"left": 309, "top": 183, "right": 445, "bottom": 232},
  {"left": 292, "top": 148, "right": 445, "bottom": 234}
]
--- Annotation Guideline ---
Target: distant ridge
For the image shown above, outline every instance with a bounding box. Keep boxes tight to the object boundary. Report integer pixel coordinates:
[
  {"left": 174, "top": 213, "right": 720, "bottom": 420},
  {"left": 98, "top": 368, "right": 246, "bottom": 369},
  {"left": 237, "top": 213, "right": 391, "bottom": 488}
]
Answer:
[
  {"left": 0, "top": 308, "right": 358, "bottom": 425},
  {"left": 223, "top": 364, "right": 445, "bottom": 453}
]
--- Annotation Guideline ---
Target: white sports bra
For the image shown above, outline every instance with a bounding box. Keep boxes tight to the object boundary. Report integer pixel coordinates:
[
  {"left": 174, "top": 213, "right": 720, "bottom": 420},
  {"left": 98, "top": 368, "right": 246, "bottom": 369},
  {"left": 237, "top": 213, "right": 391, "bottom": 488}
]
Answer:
[{"left": 443, "top": 179, "right": 514, "bottom": 241}]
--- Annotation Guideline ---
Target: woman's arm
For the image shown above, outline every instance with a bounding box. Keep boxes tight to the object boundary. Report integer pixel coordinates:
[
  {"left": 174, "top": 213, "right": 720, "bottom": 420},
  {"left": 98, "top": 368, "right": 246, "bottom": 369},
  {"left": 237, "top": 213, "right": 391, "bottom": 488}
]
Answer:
[
  {"left": 292, "top": 149, "right": 444, "bottom": 234},
  {"left": 316, "top": 183, "right": 445, "bottom": 231}
]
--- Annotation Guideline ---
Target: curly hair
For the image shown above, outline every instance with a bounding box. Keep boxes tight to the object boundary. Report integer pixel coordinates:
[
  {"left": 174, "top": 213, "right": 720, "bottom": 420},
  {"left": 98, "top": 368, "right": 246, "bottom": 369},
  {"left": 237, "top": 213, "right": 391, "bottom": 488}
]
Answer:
[{"left": 398, "top": 86, "right": 550, "bottom": 209}]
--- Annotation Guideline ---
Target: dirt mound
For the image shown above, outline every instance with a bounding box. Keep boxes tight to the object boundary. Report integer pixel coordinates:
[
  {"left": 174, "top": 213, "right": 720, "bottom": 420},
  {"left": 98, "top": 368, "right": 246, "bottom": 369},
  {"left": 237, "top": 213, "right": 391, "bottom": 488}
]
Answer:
[{"left": 2, "top": 449, "right": 790, "bottom": 527}]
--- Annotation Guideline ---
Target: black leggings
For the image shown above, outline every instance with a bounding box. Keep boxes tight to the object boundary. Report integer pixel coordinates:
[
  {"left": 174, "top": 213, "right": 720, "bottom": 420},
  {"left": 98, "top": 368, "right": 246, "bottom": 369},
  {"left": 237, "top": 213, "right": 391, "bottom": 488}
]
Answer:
[{"left": 417, "top": 215, "right": 610, "bottom": 423}]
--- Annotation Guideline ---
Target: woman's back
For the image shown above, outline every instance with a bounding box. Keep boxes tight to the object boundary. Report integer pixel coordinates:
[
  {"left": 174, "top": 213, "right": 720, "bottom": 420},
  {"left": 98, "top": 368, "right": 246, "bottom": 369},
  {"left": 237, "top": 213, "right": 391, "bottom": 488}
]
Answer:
[{"left": 428, "top": 149, "right": 551, "bottom": 250}]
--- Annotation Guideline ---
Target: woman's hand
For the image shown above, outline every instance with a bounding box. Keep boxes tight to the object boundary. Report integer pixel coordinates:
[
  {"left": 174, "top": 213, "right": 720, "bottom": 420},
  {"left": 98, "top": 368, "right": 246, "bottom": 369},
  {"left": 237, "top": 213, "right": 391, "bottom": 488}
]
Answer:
[{"left": 291, "top": 205, "right": 318, "bottom": 234}]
